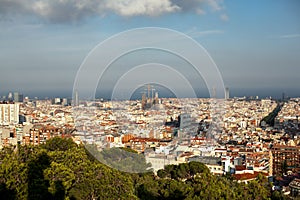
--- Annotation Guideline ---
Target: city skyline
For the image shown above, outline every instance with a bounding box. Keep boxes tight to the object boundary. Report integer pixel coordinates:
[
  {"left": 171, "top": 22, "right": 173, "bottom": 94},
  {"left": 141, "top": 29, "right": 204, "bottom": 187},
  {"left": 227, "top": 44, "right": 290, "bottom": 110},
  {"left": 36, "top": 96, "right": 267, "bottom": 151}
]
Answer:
[{"left": 0, "top": 0, "right": 300, "bottom": 98}]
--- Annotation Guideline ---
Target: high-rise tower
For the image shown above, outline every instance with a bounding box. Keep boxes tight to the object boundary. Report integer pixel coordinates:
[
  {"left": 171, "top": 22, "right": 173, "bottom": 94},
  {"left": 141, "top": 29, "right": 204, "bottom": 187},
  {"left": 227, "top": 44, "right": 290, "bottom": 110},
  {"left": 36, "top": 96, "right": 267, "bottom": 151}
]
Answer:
[
  {"left": 13, "top": 92, "right": 23, "bottom": 102},
  {"left": 74, "top": 90, "right": 79, "bottom": 106},
  {"left": 225, "top": 87, "right": 230, "bottom": 99}
]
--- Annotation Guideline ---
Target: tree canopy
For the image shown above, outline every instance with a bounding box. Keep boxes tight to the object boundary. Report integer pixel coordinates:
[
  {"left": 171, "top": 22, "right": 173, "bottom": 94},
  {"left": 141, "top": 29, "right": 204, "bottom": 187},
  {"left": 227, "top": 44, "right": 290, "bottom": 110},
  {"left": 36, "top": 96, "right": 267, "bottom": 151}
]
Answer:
[{"left": 0, "top": 137, "right": 285, "bottom": 199}]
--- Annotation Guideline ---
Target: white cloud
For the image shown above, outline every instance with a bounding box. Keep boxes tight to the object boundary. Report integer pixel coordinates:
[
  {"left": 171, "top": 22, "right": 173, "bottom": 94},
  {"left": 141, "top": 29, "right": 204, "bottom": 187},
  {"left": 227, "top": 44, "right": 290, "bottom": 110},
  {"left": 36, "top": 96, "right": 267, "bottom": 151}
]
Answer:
[
  {"left": 32, "top": 1, "right": 51, "bottom": 17},
  {"left": 186, "top": 28, "right": 224, "bottom": 38},
  {"left": 279, "top": 34, "right": 300, "bottom": 39},
  {"left": 220, "top": 14, "right": 229, "bottom": 21},
  {"left": 206, "top": 0, "right": 223, "bottom": 11},
  {"left": 0, "top": 0, "right": 227, "bottom": 23},
  {"left": 269, "top": 34, "right": 300, "bottom": 39},
  {"left": 196, "top": 8, "right": 206, "bottom": 15},
  {"left": 104, "top": 0, "right": 180, "bottom": 17}
]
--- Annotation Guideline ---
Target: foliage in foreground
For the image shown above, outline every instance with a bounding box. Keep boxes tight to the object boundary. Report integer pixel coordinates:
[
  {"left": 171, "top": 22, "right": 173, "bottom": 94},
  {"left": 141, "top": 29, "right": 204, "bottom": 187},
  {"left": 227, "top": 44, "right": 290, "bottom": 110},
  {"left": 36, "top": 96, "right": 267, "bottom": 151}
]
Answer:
[{"left": 0, "top": 137, "right": 287, "bottom": 200}]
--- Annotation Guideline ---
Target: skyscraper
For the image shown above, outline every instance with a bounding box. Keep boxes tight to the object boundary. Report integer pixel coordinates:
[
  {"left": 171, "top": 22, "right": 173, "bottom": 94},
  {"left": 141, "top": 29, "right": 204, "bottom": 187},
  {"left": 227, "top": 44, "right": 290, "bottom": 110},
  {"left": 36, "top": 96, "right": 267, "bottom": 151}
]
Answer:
[
  {"left": 7, "top": 92, "right": 13, "bottom": 102},
  {"left": 74, "top": 90, "right": 79, "bottom": 106},
  {"left": 225, "top": 87, "right": 230, "bottom": 100},
  {"left": 13, "top": 92, "right": 23, "bottom": 102}
]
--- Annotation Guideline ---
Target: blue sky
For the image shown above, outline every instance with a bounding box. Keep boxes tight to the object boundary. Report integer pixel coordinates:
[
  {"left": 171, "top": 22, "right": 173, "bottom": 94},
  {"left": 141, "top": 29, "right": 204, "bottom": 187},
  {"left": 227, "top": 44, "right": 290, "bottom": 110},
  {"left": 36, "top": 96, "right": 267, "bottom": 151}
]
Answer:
[{"left": 0, "top": 0, "right": 299, "bottom": 98}]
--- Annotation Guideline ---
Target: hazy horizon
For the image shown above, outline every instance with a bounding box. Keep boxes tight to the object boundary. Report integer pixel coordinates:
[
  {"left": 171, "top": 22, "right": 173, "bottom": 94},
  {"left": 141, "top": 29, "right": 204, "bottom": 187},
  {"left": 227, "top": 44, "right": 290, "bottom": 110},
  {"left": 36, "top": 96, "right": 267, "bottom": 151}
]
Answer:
[
  {"left": 0, "top": 87, "right": 298, "bottom": 100},
  {"left": 1, "top": 0, "right": 299, "bottom": 100}
]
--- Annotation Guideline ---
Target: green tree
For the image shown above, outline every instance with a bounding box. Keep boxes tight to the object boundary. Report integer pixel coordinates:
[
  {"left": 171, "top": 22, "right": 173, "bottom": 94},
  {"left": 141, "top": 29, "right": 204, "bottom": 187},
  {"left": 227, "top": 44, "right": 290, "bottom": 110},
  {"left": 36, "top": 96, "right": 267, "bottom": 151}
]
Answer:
[
  {"left": 0, "top": 138, "right": 278, "bottom": 200},
  {"left": 42, "top": 137, "right": 77, "bottom": 151},
  {"left": 157, "top": 169, "right": 168, "bottom": 178}
]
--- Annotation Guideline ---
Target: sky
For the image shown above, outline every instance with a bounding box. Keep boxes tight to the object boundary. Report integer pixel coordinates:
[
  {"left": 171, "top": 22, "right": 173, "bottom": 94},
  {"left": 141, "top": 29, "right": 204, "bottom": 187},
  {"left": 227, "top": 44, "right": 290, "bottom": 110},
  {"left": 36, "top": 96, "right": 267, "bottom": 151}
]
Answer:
[{"left": 0, "top": 0, "right": 299, "bottom": 99}]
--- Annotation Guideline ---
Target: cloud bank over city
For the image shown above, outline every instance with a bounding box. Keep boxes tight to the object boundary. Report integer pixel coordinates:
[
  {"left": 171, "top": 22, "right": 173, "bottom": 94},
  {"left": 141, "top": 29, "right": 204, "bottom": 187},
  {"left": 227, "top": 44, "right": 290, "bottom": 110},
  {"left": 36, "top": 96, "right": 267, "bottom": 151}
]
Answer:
[{"left": 0, "top": 0, "right": 226, "bottom": 22}]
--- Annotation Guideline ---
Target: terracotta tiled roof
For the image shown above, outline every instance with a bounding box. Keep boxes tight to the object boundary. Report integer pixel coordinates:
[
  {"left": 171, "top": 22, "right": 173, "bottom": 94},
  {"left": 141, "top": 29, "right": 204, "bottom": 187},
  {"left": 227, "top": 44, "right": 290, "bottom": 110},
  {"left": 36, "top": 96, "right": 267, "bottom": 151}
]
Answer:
[
  {"left": 235, "top": 165, "right": 246, "bottom": 171},
  {"left": 233, "top": 172, "right": 268, "bottom": 181}
]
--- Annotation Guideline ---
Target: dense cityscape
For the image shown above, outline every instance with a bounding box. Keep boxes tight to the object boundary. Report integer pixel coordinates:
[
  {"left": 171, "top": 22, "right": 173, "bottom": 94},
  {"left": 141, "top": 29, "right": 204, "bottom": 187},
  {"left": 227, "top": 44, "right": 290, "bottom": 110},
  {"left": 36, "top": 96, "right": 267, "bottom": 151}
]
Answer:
[
  {"left": 1, "top": 88, "right": 300, "bottom": 199},
  {"left": 1, "top": 0, "right": 299, "bottom": 199}
]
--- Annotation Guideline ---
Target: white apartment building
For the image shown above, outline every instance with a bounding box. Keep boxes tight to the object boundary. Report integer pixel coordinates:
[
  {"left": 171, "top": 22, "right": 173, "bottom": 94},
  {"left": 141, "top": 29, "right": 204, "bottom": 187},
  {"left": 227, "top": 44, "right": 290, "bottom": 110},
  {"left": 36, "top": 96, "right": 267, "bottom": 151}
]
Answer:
[{"left": 0, "top": 103, "right": 19, "bottom": 125}]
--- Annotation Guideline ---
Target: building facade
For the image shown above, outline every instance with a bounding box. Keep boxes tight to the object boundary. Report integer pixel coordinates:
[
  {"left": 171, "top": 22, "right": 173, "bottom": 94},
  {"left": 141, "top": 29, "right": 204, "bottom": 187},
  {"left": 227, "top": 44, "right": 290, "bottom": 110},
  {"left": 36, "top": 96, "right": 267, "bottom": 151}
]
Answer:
[
  {"left": 270, "top": 145, "right": 300, "bottom": 176},
  {"left": 0, "top": 103, "right": 19, "bottom": 125},
  {"left": 290, "top": 178, "right": 300, "bottom": 197}
]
